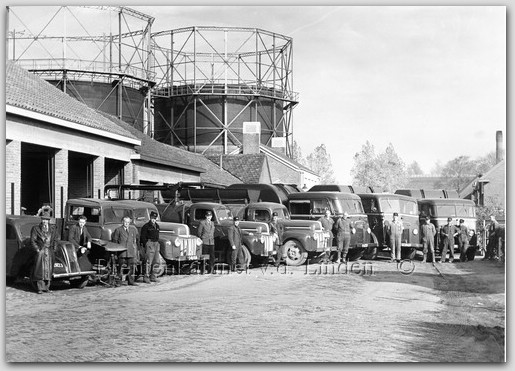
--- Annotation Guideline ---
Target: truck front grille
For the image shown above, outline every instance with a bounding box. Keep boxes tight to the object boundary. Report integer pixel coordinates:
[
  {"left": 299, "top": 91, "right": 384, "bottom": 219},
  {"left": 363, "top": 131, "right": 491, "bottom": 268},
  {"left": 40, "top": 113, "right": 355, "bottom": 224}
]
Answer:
[
  {"left": 263, "top": 234, "right": 274, "bottom": 255},
  {"left": 314, "top": 231, "right": 328, "bottom": 249},
  {"left": 180, "top": 237, "right": 197, "bottom": 257}
]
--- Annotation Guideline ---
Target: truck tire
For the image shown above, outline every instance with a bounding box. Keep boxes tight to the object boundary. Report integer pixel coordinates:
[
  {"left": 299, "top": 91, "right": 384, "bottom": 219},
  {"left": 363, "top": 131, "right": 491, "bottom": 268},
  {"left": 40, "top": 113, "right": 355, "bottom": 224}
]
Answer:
[
  {"left": 283, "top": 239, "right": 307, "bottom": 266},
  {"left": 362, "top": 247, "right": 378, "bottom": 260}
]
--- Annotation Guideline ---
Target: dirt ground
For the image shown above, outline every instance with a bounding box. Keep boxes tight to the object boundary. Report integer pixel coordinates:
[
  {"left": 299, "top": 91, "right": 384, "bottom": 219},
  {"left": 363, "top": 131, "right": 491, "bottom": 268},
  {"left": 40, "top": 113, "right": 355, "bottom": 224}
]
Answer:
[{"left": 4, "top": 257, "right": 505, "bottom": 363}]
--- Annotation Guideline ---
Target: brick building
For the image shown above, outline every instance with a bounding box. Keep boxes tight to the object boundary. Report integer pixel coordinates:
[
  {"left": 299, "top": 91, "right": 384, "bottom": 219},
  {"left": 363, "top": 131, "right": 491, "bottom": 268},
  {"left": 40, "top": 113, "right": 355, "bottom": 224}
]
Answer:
[{"left": 5, "top": 61, "right": 240, "bottom": 217}]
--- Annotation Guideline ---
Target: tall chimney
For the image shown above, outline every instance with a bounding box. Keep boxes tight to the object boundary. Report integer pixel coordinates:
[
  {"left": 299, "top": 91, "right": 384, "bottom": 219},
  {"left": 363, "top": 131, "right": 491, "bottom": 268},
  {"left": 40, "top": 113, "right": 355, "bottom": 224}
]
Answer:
[{"left": 496, "top": 130, "right": 504, "bottom": 163}]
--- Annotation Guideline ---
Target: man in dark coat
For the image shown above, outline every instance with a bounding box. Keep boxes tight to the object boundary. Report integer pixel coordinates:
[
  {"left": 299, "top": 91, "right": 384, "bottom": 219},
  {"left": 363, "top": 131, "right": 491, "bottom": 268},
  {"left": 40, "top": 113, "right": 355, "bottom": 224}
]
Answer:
[
  {"left": 457, "top": 219, "right": 470, "bottom": 262},
  {"left": 228, "top": 217, "right": 244, "bottom": 272},
  {"left": 68, "top": 215, "right": 92, "bottom": 256},
  {"left": 440, "top": 217, "right": 458, "bottom": 263},
  {"left": 30, "top": 212, "right": 58, "bottom": 294},
  {"left": 111, "top": 216, "right": 139, "bottom": 286},
  {"left": 421, "top": 216, "right": 436, "bottom": 263},
  {"left": 140, "top": 211, "right": 161, "bottom": 283},
  {"left": 198, "top": 210, "right": 216, "bottom": 273},
  {"left": 484, "top": 215, "right": 500, "bottom": 260},
  {"left": 335, "top": 211, "right": 355, "bottom": 263}
]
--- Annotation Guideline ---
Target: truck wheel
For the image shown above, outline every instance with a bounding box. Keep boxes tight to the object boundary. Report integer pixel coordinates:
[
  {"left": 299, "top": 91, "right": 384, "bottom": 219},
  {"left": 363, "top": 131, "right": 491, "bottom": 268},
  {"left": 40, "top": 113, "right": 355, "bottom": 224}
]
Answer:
[
  {"left": 283, "top": 240, "right": 307, "bottom": 266},
  {"left": 362, "top": 247, "right": 378, "bottom": 260},
  {"left": 152, "top": 254, "right": 168, "bottom": 277}
]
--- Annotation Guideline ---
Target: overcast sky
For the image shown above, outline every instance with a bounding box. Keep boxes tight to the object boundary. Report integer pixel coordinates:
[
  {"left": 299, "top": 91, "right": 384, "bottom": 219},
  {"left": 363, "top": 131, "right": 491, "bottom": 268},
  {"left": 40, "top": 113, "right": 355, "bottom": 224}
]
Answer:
[
  {"left": 135, "top": 5, "right": 505, "bottom": 183},
  {"left": 5, "top": 3, "right": 506, "bottom": 183}
]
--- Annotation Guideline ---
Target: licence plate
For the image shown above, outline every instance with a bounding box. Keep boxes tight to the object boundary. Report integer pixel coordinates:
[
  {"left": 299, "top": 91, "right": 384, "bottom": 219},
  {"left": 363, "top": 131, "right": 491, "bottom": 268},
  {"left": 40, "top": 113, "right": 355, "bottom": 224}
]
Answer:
[
  {"left": 404, "top": 243, "right": 412, "bottom": 247},
  {"left": 187, "top": 255, "right": 197, "bottom": 259},
  {"left": 362, "top": 244, "right": 368, "bottom": 248}
]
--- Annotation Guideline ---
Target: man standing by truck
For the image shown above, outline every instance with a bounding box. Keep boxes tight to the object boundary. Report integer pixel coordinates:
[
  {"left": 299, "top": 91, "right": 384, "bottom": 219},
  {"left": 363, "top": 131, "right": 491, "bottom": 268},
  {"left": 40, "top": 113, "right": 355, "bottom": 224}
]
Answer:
[
  {"left": 457, "top": 219, "right": 470, "bottom": 262},
  {"left": 335, "top": 211, "right": 355, "bottom": 263},
  {"left": 440, "top": 217, "right": 458, "bottom": 263},
  {"left": 318, "top": 209, "right": 335, "bottom": 263},
  {"left": 140, "top": 211, "right": 161, "bottom": 283},
  {"left": 198, "top": 210, "right": 216, "bottom": 273},
  {"left": 421, "top": 216, "right": 436, "bottom": 263},
  {"left": 228, "top": 217, "right": 244, "bottom": 272},
  {"left": 387, "top": 212, "right": 403, "bottom": 263},
  {"left": 269, "top": 212, "right": 284, "bottom": 267},
  {"left": 112, "top": 216, "right": 139, "bottom": 286}
]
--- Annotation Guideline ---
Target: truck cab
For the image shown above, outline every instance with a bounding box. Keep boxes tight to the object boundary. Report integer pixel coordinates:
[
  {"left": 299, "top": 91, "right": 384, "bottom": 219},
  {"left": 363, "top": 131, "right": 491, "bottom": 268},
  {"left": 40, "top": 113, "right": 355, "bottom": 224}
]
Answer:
[
  {"left": 64, "top": 198, "right": 203, "bottom": 275},
  {"left": 358, "top": 193, "right": 422, "bottom": 259},
  {"left": 417, "top": 198, "right": 478, "bottom": 260},
  {"left": 236, "top": 202, "right": 333, "bottom": 266},
  {"left": 286, "top": 192, "right": 377, "bottom": 261},
  {"left": 160, "top": 201, "right": 276, "bottom": 268}
]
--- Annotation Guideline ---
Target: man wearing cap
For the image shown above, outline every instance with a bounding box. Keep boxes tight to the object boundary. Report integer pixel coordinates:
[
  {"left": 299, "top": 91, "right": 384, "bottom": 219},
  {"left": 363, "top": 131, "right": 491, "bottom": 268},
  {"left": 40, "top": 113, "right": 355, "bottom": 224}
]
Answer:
[
  {"left": 318, "top": 209, "right": 335, "bottom": 263},
  {"left": 140, "top": 211, "right": 161, "bottom": 283},
  {"left": 420, "top": 216, "right": 436, "bottom": 263},
  {"left": 457, "top": 219, "right": 470, "bottom": 262},
  {"left": 387, "top": 212, "right": 403, "bottom": 262},
  {"left": 198, "top": 210, "right": 216, "bottom": 273},
  {"left": 30, "top": 212, "right": 58, "bottom": 294},
  {"left": 228, "top": 217, "right": 244, "bottom": 272},
  {"left": 440, "top": 217, "right": 458, "bottom": 263},
  {"left": 269, "top": 212, "right": 284, "bottom": 267},
  {"left": 335, "top": 211, "right": 355, "bottom": 263},
  {"left": 112, "top": 216, "right": 139, "bottom": 286}
]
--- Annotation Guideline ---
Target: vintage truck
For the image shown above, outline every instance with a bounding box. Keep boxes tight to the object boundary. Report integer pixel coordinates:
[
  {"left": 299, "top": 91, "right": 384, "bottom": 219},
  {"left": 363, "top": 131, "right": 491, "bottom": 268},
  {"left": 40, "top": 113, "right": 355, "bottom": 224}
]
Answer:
[
  {"left": 64, "top": 198, "right": 204, "bottom": 275},
  {"left": 286, "top": 191, "right": 378, "bottom": 261},
  {"left": 232, "top": 201, "right": 332, "bottom": 266},
  {"left": 159, "top": 200, "right": 282, "bottom": 269},
  {"left": 358, "top": 193, "right": 423, "bottom": 260}
]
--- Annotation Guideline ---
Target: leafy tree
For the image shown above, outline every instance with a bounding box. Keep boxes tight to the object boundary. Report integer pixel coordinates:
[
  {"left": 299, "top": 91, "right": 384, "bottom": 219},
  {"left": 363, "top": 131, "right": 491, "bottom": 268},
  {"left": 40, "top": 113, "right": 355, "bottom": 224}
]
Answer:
[
  {"left": 306, "top": 144, "right": 336, "bottom": 184},
  {"left": 430, "top": 160, "right": 444, "bottom": 176},
  {"left": 474, "top": 151, "right": 497, "bottom": 176},
  {"left": 436, "top": 155, "right": 476, "bottom": 193},
  {"left": 406, "top": 161, "right": 424, "bottom": 176},
  {"left": 291, "top": 140, "right": 307, "bottom": 167},
  {"left": 351, "top": 142, "right": 407, "bottom": 192}
]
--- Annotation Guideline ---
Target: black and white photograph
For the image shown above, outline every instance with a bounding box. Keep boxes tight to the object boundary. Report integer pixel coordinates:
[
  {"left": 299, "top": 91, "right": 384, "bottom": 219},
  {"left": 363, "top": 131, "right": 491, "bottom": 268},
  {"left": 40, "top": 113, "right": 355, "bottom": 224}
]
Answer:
[{"left": 3, "top": 0, "right": 507, "bottom": 363}]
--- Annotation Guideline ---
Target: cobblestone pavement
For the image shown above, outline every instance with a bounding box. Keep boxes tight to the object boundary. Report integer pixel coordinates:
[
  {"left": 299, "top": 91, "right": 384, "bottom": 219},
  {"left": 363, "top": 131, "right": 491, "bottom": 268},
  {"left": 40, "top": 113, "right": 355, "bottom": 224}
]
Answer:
[{"left": 5, "top": 259, "right": 505, "bottom": 362}]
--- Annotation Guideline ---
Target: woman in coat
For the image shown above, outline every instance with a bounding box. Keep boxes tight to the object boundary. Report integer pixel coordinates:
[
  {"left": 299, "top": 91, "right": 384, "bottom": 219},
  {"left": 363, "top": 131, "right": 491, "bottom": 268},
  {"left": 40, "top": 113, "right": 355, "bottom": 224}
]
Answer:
[{"left": 30, "top": 212, "right": 58, "bottom": 294}]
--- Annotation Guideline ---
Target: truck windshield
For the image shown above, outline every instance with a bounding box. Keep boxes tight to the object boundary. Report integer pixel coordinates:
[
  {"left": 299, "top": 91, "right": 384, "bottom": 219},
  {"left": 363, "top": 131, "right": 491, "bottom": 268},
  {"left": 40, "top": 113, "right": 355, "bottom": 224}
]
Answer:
[
  {"left": 456, "top": 204, "right": 476, "bottom": 218},
  {"left": 104, "top": 207, "right": 132, "bottom": 224},
  {"left": 379, "top": 198, "right": 418, "bottom": 216},
  {"left": 273, "top": 208, "right": 289, "bottom": 220},
  {"left": 335, "top": 197, "right": 364, "bottom": 214},
  {"left": 216, "top": 207, "right": 233, "bottom": 221}
]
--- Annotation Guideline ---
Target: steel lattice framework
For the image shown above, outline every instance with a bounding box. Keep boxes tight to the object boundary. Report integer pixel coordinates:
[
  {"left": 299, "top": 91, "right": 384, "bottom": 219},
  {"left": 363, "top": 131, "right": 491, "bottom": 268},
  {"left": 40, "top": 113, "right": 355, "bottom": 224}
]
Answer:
[
  {"left": 151, "top": 26, "right": 299, "bottom": 156},
  {"left": 6, "top": 6, "right": 155, "bottom": 131}
]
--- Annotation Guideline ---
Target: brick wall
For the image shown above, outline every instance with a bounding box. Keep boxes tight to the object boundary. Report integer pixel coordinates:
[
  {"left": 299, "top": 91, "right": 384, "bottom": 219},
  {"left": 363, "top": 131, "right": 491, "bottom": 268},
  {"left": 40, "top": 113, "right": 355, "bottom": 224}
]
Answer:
[
  {"left": 93, "top": 156, "right": 105, "bottom": 199},
  {"left": 54, "top": 149, "right": 68, "bottom": 219},
  {"left": 5, "top": 140, "right": 21, "bottom": 215}
]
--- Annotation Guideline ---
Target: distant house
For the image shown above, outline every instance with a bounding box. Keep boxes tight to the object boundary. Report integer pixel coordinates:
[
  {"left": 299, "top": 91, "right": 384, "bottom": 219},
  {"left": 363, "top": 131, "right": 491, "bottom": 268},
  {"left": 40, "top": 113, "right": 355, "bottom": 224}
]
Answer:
[{"left": 460, "top": 160, "right": 506, "bottom": 211}]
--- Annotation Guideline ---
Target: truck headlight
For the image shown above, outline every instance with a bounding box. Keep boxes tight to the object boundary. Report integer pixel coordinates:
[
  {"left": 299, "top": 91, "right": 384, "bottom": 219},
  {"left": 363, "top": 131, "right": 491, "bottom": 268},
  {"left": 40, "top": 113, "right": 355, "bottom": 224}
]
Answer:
[
  {"left": 165, "top": 240, "right": 172, "bottom": 247},
  {"left": 260, "top": 236, "right": 265, "bottom": 243},
  {"left": 413, "top": 228, "right": 418, "bottom": 235},
  {"left": 367, "top": 227, "right": 371, "bottom": 234},
  {"left": 174, "top": 238, "right": 181, "bottom": 247},
  {"left": 196, "top": 238, "right": 202, "bottom": 246}
]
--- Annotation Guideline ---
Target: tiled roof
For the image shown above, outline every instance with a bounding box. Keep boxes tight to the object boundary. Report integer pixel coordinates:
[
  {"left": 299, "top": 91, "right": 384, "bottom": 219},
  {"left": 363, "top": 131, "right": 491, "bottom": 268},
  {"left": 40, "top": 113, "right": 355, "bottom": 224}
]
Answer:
[
  {"left": 6, "top": 61, "right": 137, "bottom": 140},
  {"left": 100, "top": 112, "right": 242, "bottom": 186},
  {"left": 207, "top": 154, "right": 266, "bottom": 183},
  {"left": 460, "top": 160, "right": 506, "bottom": 202}
]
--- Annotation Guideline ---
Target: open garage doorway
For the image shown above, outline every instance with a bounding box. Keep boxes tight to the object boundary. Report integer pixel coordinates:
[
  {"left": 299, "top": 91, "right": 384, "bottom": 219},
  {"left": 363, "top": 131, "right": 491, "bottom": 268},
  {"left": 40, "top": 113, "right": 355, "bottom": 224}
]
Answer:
[
  {"left": 21, "top": 143, "right": 55, "bottom": 215},
  {"left": 68, "top": 151, "right": 95, "bottom": 199}
]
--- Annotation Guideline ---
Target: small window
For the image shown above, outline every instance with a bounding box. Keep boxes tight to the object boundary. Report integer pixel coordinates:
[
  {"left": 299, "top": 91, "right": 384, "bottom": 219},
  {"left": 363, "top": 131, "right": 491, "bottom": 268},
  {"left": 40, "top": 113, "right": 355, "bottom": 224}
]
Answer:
[
  {"left": 254, "top": 209, "right": 271, "bottom": 222},
  {"left": 69, "top": 205, "right": 100, "bottom": 223},
  {"left": 312, "top": 199, "right": 330, "bottom": 214},
  {"left": 289, "top": 201, "right": 311, "bottom": 215}
]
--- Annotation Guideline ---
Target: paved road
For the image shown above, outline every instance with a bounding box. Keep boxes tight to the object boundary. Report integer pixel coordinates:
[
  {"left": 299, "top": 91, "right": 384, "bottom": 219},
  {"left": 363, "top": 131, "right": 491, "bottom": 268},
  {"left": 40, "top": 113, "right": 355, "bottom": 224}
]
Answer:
[{"left": 5, "top": 259, "right": 505, "bottom": 362}]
